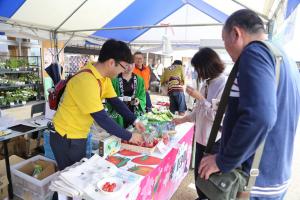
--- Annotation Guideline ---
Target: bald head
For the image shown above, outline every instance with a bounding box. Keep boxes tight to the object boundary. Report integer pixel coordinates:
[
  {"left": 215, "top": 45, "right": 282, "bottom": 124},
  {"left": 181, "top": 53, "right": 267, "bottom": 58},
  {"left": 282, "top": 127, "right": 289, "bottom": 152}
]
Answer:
[
  {"left": 223, "top": 9, "right": 266, "bottom": 35},
  {"left": 222, "top": 9, "right": 266, "bottom": 62}
]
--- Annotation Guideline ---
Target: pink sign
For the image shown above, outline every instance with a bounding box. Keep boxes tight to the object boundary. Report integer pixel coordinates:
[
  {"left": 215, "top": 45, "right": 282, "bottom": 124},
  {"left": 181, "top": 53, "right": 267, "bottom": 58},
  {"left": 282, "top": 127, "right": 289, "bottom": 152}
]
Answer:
[
  {"left": 135, "top": 125, "right": 194, "bottom": 200},
  {"left": 106, "top": 124, "right": 194, "bottom": 200}
]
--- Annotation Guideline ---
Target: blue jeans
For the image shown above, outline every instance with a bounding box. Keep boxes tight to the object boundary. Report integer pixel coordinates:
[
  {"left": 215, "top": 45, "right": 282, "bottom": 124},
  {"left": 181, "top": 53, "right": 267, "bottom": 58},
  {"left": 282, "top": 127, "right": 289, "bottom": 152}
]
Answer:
[
  {"left": 145, "top": 91, "right": 152, "bottom": 112},
  {"left": 169, "top": 91, "right": 187, "bottom": 113}
]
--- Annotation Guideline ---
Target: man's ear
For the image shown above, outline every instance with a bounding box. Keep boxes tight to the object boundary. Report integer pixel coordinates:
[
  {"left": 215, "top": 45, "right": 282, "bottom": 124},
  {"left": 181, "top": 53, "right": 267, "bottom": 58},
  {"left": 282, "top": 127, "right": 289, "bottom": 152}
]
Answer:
[
  {"left": 231, "top": 26, "right": 241, "bottom": 42},
  {"left": 107, "top": 58, "right": 115, "bottom": 67}
]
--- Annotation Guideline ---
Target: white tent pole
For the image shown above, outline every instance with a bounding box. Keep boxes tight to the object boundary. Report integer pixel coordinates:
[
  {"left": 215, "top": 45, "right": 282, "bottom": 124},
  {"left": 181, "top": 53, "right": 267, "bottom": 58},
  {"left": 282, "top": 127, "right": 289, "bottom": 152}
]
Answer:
[
  {"left": 54, "top": 0, "right": 89, "bottom": 32},
  {"left": 57, "top": 23, "right": 223, "bottom": 33},
  {"left": 50, "top": 0, "right": 88, "bottom": 75},
  {"left": 0, "top": 17, "right": 104, "bottom": 42},
  {"left": 232, "top": 0, "right": 269, "bottom": 20},
  {"left": 268, "top": 0, "right": 285, "bottom": 40},
  {"left": 270, "top": 0, "right": 285, "bottom": 21},
  {"left": 0, "top": 16, "right": 51, "bottom": 32},
  {"left": 58, "top": 33, "right": 75, "bottom": 55},
  {"left": 146, "top": 52, "right": 149, "bottom": 66},
  {"left": 52, "top": 0, "right": 88, "bottom": 66}
]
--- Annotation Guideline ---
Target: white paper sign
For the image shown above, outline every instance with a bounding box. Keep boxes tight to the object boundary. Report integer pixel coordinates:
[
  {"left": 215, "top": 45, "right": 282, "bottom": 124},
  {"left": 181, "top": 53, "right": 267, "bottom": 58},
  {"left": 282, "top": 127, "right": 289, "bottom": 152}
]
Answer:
[{"left": 156, "top": 141, "right": 168, "bottom": 153}]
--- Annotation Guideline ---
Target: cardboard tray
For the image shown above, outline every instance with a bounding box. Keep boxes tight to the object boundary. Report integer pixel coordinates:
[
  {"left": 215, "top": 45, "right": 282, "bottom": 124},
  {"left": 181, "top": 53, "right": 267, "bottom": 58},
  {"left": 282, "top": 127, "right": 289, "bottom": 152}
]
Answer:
[{"left": 121, "top": 143, "right": 157, "bottom": 155}]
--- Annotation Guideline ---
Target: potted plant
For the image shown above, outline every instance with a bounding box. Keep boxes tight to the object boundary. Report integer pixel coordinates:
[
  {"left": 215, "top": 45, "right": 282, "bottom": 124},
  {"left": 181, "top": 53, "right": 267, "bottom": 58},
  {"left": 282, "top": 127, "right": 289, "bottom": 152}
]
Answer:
[
  {"left": 18, "top": 59, "right": 29, "bottom": 71},
  {"left": 6, "top": 94, "right": 14, "bottom": 107},
  {"left": 6, "top": 58, "right": 20, "bottom": 71},
  {"left": 19, "top": 75, "right": 28, "bottom": 84},
  {"left": 20, "top": 95, "right": 28, "bottom": 105},
  {"left": 0, "top": 96, "right": 7, "bottom": 107},
  {"left": 0, "top": 61, "right": 5, "bottom": 70}
]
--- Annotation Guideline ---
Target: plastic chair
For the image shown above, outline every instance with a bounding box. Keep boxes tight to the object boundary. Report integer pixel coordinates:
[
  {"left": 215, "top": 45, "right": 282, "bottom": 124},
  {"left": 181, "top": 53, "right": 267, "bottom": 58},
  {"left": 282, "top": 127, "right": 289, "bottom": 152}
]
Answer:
[{"left": 31, "top": 102, "right": 45, "bottom": 118}]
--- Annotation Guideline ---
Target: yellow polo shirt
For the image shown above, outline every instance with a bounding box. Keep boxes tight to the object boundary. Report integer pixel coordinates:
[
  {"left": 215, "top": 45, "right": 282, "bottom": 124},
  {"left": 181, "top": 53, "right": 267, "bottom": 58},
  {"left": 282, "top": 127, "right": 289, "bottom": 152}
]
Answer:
[{"left": 53, "top": 63, "right": 116, "bottom": 139}]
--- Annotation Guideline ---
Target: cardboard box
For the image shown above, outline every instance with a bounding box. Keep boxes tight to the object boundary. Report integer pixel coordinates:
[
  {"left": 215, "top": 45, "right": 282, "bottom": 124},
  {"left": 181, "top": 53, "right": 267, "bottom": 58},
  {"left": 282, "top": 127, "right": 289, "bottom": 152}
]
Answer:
[
  {"left": 0, "top": 155, "right": 24, "bottom": 175},
  {"left": 0, "top": 137, "right": 27, "bottom": 159},
  {"left": 0, "top": 175, "right": 8, "bottom": 200},
  {"left": 0, "top": 155, "right": 24, "bottom": 200},
  {"left": 18, "top": 159, "right": 56, "bottom": 180},
  {"left": 99, "top": 135, "right": 121, "bottom": 158}
]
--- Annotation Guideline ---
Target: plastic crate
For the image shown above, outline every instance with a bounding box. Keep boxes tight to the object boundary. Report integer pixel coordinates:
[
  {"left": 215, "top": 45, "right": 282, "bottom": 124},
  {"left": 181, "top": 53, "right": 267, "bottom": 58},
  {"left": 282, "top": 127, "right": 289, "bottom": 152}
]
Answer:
[
  {"left": 43, "top": 130, "right": 93, "bottom": 160},
  {"left": 10, "top": 155, "right": 58, "bottom": 200},
  {"left": 13, "top": 183, "right": 54, "bottom": 200}
]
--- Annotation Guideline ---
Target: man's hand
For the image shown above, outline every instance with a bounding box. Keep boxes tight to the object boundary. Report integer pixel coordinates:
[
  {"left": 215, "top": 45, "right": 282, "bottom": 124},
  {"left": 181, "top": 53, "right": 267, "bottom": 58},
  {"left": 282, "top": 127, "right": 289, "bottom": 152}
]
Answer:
[
  {"left": 129, "top": 132, "right": 144, "bottom": 145},
  {"left": 172, "top": 117, "right": 185, "bottom": 125},
  {"left": 134, "top": 120, "right": 146, "bottom": 133},
  {"left": 186, "top": 86, "right": 204, "bottom": 100},
  {"left": 198, "top": 154, "right": 220, "bottom": 180}
]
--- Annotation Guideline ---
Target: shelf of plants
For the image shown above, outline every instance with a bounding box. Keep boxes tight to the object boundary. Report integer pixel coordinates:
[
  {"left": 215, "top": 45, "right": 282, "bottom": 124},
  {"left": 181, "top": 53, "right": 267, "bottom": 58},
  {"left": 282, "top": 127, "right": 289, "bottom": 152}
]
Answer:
[{"left": 0, "top": 56, "right": 43, "bottom": 109}]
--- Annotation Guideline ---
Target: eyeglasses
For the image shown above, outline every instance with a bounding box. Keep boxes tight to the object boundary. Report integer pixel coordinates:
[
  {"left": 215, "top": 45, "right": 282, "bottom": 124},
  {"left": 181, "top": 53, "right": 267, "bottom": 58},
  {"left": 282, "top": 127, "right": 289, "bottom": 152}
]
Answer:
[{"left": 118, "top": 62, "right": 127, "bottom": 70}]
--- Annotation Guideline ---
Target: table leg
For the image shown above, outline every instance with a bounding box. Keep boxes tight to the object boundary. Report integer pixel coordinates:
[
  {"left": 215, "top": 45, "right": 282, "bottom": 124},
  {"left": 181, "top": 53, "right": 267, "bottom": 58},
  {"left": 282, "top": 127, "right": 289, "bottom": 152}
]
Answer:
[{"left": 3, "top": 140, "right": 13, "bottom": 199}]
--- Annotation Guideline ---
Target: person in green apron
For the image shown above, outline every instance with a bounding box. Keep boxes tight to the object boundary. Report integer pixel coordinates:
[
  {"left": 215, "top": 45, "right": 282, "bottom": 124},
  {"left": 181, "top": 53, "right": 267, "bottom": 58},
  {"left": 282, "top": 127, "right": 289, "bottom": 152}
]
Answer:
[{"left": 107, "top": 63, "right": 146, "bottom": 128}]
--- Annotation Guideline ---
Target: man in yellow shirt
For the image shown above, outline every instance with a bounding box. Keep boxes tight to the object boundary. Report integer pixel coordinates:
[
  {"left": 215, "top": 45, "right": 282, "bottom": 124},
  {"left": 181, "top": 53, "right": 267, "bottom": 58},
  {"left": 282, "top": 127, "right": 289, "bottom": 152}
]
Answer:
[
  {"left": 50, "top": 39, "right": 145, "bottom": 170},
  {"left": 160, "top": 60, "right": 186, "bottom": 115}
]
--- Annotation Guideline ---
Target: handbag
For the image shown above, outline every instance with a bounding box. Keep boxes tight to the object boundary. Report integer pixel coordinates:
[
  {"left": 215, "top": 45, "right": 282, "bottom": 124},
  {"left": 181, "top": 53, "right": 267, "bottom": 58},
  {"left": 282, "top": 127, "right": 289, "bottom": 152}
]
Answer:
[{"left": 196, "top": 41, "right": 282, "bottom": 200}]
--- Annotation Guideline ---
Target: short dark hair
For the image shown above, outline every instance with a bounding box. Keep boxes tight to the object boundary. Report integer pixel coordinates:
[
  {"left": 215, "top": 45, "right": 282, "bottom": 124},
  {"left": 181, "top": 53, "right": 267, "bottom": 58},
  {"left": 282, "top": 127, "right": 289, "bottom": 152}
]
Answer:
[
  {"left": 191, "top": 47, "right": 224, "bottom": 81},
  {"left": 224, "top": 9, "right": 265, "bottom": 34},
  {"left": 98, "top": 39, "right": 133, "bottom": 63},
  {"left": 133, "top": 51, "right": 143, "bottom": 56},
  {"left": 172, "top": 60, "right": 182, "bottom": 65}
]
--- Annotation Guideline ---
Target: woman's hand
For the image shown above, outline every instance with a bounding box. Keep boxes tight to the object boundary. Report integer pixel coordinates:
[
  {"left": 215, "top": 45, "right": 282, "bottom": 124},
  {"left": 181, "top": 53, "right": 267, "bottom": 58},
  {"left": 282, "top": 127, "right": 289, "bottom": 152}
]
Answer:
[
  {"left": 172, "top": 117, "right": 185, "bottom": 125},
  {"left": 186, "top": 86, "right": 204, "bottom": 100}
]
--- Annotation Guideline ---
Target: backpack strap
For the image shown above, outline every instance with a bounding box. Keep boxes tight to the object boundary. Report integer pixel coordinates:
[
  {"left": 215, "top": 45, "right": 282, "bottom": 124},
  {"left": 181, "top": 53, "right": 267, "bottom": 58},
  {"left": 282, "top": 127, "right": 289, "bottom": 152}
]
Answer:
[
  {"left": 255, "top": 41, "right": 282, "bottom": 84},
  {"left": 68, "top": 69, "right": 102, "bottom": 97},
  {"left": 243, "top": 41, "right": 282, "bottom": 192}
]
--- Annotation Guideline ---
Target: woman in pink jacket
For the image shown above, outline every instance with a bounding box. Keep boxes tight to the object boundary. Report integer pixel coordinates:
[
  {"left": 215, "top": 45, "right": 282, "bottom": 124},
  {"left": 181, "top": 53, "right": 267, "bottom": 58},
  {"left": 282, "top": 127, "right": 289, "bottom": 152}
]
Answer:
[{"left": 172, "top": 47, "right": 226, "bottom": 200}]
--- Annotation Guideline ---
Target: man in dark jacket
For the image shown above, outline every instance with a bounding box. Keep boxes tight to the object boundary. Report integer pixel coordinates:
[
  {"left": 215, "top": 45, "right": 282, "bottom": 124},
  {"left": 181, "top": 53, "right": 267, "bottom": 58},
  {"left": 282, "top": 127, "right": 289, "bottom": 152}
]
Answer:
[{"left": 199, "top": 9, "right": 300, "bottom": 200}]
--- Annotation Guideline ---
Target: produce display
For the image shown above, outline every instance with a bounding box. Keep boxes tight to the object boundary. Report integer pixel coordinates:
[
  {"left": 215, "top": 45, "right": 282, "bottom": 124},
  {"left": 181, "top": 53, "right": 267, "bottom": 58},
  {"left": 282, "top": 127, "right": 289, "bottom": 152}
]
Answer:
[
  {"left": 32, "top": 164, "right": 43, "bottom": 178},
  {"left": 144, "top": 108, "right": 174, "bottom": 122},
  {"left": 101, "top": 182, "right": 117, "bottom": 192},
  {"left": 120, "top": 108, "right": 176, "bottom": 154},
  {"left": 97, "top": 177, "right": 123, "bottom": 194},
  {"left": 122, "top": 138, "right": 159, "bottom": 148}
]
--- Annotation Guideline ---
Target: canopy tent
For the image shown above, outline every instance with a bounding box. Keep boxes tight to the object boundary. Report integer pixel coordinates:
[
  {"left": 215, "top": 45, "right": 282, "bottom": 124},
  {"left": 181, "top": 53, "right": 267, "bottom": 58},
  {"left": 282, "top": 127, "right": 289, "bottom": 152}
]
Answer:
[
  {"left": 0, "top": 0, "right": 299, "bottom": 54},
  {"left": 273, "top": 2, "right": 300, "bottom": 61}
]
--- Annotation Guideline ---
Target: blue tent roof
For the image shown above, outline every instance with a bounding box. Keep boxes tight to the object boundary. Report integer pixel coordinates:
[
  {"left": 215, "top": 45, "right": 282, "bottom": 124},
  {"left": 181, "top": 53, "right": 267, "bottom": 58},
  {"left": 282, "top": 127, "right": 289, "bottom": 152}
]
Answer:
[
  {"left": 92, "top": 0, "right": 228, "bottom": 42},
  {"left": 0, "top": 0, "right": 298, "bottom": 43}
]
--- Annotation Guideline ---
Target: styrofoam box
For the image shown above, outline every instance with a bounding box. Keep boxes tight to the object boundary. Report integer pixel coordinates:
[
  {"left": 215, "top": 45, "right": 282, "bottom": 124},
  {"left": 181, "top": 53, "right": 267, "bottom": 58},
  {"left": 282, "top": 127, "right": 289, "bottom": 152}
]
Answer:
[{"left": 10, "top": 155, "right": 58, "bottom": 199}]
